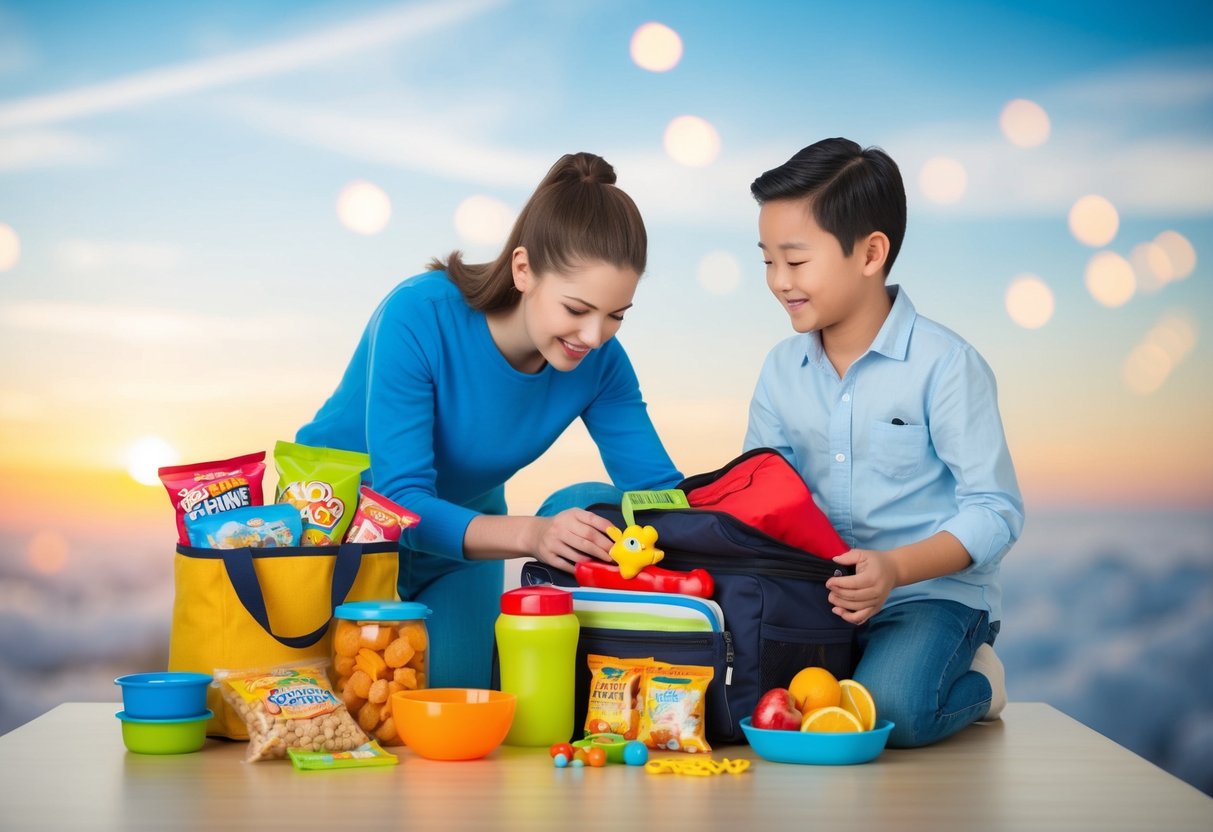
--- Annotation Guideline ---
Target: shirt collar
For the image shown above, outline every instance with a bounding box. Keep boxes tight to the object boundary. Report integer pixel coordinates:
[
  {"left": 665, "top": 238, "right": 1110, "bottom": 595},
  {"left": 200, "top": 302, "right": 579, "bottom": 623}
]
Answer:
[{"left": 802, "top": 284, "right": 917, "bottom": 367}]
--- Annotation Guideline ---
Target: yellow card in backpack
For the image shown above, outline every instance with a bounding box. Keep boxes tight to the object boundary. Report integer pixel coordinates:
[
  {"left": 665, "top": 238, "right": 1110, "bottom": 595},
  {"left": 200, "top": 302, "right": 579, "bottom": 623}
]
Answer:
[{"left": 168, "top": 541, "right": 399, "bottom": 739}]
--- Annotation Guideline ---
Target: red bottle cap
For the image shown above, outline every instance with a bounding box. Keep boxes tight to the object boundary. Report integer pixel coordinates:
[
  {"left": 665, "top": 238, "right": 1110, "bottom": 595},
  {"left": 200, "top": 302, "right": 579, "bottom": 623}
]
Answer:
[{"left": 500, "top": 586, "right": 573, "bottom": 616}]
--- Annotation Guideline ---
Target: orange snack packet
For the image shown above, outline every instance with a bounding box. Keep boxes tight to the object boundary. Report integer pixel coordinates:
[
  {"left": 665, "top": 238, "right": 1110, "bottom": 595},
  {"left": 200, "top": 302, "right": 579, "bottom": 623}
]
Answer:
[{"left": 585, "top": 655, "right": 664, "bottom": 740}]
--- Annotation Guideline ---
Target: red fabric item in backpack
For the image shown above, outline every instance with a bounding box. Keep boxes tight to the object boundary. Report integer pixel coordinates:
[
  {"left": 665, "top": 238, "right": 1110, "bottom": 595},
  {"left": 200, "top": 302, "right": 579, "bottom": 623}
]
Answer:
[{"left": 681, "top": 448, "right": 849, "bottom": 560}]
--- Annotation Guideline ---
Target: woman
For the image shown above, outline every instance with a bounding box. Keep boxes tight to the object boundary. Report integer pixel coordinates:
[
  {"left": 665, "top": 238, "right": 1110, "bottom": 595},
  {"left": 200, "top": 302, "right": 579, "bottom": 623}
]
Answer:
[{"left": 297, "top": 152, "right": 682, "bottom": 687}]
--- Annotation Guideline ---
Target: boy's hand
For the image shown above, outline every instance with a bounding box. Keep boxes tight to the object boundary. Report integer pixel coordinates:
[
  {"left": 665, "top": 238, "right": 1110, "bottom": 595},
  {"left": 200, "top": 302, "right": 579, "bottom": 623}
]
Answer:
[{"left": 826, "top": 549, "right": 898, "bottom": 625}]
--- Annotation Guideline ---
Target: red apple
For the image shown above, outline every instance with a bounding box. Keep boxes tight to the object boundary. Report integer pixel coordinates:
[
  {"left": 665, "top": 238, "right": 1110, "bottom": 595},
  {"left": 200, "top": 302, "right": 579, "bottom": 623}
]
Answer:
[{"left": 751, "top": 687, "right": 803, "bottom": 730}]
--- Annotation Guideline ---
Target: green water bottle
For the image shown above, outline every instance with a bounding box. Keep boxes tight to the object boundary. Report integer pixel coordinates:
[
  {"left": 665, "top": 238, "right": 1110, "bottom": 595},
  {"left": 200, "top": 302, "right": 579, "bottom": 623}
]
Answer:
[{"left": 496, "top": 586, "right": 580, "bottom": 747}]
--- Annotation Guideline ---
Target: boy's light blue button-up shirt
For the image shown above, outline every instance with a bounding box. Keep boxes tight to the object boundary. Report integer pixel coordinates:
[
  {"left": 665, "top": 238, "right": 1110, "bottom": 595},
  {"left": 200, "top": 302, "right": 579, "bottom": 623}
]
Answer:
[{"left": 744, "top": 286, "right": 1024, "bottom": 621}]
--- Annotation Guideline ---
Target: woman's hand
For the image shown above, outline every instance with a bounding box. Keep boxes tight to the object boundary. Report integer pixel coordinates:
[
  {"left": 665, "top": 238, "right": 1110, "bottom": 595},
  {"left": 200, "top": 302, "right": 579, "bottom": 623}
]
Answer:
[
  {"left": 528, "top": 509, "right": 616, "bottom": 573},
  {"left": 825, "top": 548, "right": 899, "bottom": 625}
]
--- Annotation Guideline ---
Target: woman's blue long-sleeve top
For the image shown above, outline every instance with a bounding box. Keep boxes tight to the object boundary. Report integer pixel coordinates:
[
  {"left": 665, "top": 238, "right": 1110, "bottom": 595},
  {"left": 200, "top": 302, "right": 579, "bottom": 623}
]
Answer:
[{"left": 297, "top": 270, "right": 682, "bottom": 558}]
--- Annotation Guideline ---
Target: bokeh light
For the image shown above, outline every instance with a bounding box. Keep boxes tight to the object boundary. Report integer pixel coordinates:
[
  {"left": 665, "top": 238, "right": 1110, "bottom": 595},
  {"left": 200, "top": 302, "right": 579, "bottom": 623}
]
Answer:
[
  {"left": 1154, "top": 230, "right": 1196, "bottom": 280},
  {"left": 1069, "top": 195, "right": 1119, "bottom": 247},
  {"left": 1147, "top": 312, "right": 1197, "bottom": 363},
  {"left": 696, "top": 251, "right": 742, "bottom": 295},
  {"left": 1130, "top": 241, "right": 1174, "bottom": 293},
  {"left": 1123, "top": 311, "right": 1198, "bottom": 395},
  {"left": 28, "top": 531, "right": 69, "bottom": 576},
  {"left": 630, "top": 22, "right": 683, "bottom": 72},
  {"left": 663, "top": 115, "right": 721, "bottom": 167},
  {"left": 336, "top": 181, "right": 391, "bottom": 235},
  {"left": 1124, "top": 342, "right": 1172, "bottom": 395},
  {"left": 1085, "top": 251, "right": 1136, "bottom": 307},
  {"left": 1005, "top": 274, "right": 1055, "bottom": 329},
  {"left": 919, "top": 156, "right": 968, "bottom": 204},
  {"left": 0, "top": 222, "right": 20, "bottom": 271},
  {"left": 454, "top": 194, "right": 515, "bottom": 246},
  {"left": 999, "top": 98, "right": 1051, "bottom": 148},
  {"left": 126, "top": 435, "right": 180, "bottom": 486}
]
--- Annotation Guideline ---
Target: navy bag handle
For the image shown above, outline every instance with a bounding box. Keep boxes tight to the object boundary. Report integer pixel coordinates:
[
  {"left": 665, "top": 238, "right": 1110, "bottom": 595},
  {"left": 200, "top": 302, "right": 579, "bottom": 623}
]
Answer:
[{"left": 220, "top": 544, "right": 363, "bottom": 649}]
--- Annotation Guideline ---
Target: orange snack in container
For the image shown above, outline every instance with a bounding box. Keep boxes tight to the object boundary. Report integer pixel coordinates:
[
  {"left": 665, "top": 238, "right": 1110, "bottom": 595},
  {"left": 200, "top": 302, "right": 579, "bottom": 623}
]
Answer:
[{"left": 332, "top": 601, "right": 431, "bottom": 746}]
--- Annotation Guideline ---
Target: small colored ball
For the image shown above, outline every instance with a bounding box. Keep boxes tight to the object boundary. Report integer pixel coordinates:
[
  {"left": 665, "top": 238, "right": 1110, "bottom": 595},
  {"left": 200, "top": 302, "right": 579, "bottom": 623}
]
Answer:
[
  {"left": 552, "top": 753, "right": 569, "bottom": 768},
  {"left": 570, "top": 758, "right": 585, "bottom": 768},
  {"left": 586, "top": 746, "right": 607, "bottom": 767},
  {"left": 622, "top": 741, "right": 649, "bottom": 766},
  {"left": 549, "top": 742, "right": 574, "bottom": 759}
]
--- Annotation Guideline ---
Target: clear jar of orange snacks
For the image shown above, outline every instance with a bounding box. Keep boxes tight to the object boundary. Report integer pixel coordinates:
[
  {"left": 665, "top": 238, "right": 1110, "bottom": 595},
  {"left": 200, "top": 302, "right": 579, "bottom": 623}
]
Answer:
[{"left": 332, "top": 601, "right": 431, "bottom": 746}]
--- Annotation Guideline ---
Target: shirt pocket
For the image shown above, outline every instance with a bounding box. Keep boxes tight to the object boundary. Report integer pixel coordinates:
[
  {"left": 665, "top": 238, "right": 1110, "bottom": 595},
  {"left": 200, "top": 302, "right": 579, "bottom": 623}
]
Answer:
[{"left": 869, "top": 420, "right": 928, "bottom": 479}]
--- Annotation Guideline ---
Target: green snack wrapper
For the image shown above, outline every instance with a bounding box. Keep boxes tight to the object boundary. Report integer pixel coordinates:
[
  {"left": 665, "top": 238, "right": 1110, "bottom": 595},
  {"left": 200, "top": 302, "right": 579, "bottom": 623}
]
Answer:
[
  {"left": 274, "top": 440, "right": 370, "bottom": 546},
  {"left": 288, "top": 740, "right": 398, "bottom": 771}
]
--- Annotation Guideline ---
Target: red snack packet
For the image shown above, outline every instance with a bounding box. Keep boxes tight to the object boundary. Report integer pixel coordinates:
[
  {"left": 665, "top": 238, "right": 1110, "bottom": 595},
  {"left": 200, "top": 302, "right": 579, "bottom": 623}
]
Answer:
[
  {"left": 159, "top": 451, "right": 267, "bottom": 546},
  {"left": 343, "top": 485, "right": 419, "bottom": 544}
]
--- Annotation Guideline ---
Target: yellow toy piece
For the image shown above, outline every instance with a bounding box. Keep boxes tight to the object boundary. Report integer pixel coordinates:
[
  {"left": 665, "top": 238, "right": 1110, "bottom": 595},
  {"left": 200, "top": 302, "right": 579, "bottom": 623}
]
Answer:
[
  {"left": 644, "top": 757, "right": 750, "bottom": 776},
  {"left": 605, "top": 524, "right": 664, "bottom": 579}
]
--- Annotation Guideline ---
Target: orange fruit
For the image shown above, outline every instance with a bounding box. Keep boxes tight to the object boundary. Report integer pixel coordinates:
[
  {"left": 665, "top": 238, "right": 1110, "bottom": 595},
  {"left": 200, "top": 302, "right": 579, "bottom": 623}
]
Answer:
[
  {"left": 788, "top": 667, "right": 841, "bottom": 712},
  {"left": 800, "top": 705, "right": 862, "bottom": 733},
  {"left": 839, "top": 679, "right": 877, "bottom": 732}
]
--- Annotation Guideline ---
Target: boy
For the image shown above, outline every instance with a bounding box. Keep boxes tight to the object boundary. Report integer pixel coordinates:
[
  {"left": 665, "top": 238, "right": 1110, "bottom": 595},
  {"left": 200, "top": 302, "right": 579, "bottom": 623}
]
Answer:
[{"left": 744, "top": 138, "right": 1024, "bottom": 747}]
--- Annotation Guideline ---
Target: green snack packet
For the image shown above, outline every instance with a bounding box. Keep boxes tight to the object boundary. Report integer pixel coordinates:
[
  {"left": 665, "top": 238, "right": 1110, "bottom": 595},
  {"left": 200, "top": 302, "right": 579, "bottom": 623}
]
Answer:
[
  {"left": 274, "top": 440, "right": 370, "bottom": 546},
  {"left": 288, "top": 740, "right": 398, "bottom": 771}
]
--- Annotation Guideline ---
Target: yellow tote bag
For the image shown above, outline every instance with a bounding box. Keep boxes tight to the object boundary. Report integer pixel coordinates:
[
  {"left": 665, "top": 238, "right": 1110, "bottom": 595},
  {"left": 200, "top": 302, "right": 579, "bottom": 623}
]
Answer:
[{"left": 168, "top": 541, "right": 398, "bottom": 739}]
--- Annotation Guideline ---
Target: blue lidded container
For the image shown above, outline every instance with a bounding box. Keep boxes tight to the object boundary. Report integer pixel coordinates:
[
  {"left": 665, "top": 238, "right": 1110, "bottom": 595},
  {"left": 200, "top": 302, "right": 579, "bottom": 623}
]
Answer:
[{"left": 114, "top": 672, "right": 212, "bottom": 720}]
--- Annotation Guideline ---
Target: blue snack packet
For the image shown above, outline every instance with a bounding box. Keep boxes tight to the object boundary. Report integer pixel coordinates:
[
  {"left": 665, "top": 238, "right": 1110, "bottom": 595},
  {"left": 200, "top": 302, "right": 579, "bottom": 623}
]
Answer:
[{"left": 186, "top": 503, "right": 303, "bottom": 549}]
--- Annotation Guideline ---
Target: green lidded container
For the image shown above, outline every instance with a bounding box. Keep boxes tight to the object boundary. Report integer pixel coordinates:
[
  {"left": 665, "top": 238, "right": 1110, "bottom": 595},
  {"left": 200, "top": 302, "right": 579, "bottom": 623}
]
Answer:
[{"left": 496, "top": 586, "right": 579, "bottom": 747}]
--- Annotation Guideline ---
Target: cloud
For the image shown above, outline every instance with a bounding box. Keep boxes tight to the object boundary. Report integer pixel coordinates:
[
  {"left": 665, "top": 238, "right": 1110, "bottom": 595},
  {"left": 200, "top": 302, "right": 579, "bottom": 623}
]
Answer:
[
  {"left": 0, "top": 7, "right": 36, "bottom": 77},
  {"left": 0, "top": 130, "right": 107, "bottom": 171},
  {"left": 233, "top": 96, "right": 783, "bottom": 229},
  {"left": 1049, "top": 59, "right": 1213, "bottom": 112},
  {"left": 232, "top": 97, "right": 551, "bottom": 189},
  {"left": 56, "top": 239, "right": 183, "bottom": 272},
  {"left": 893, "top": 59, "right": 1213, "bottom": 218},
  {"left": 0, "top": 0, "right": 505, "bottom": 131},
  {"left": 0, "top": 300, "right": 319, "bottom": 345}
]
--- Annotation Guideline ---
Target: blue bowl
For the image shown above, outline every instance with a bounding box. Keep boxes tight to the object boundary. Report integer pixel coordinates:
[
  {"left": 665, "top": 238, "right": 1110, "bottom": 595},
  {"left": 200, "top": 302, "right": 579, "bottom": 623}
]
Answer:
[
  {"left": 114, "top": 672, "right": 212, "bottom": 720},
  {"left": 739, "top": 716, "right": 895, "bottom": 765}
]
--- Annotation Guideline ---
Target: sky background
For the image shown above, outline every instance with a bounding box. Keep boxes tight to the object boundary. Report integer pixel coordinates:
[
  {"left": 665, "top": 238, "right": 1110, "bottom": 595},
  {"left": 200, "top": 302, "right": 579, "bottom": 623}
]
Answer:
[{"left": 0, "top": 0, "right": 1210, "bottom": 794}]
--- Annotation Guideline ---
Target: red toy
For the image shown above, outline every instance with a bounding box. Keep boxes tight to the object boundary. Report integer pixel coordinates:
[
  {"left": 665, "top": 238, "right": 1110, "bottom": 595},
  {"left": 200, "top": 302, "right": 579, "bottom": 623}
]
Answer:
[{"left": 574, "top": 560, "right": 714, "bottom": 598}]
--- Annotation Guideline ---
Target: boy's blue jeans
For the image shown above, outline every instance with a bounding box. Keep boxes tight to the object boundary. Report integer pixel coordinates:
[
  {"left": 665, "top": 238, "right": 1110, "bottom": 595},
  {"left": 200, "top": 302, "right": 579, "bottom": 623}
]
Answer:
[
  {"left": 852, "top": 599, "right": 999, "bottom": 747},
  {"left": 398, "top": 482, "right": 622, "bottom": 690}
]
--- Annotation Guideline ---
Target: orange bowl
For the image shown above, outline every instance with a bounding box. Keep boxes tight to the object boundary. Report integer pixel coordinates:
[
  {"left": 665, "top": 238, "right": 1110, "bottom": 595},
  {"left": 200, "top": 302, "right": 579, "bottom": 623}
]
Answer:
[{"left": 390, "top": 688, "right": 516, "bottom": 761}]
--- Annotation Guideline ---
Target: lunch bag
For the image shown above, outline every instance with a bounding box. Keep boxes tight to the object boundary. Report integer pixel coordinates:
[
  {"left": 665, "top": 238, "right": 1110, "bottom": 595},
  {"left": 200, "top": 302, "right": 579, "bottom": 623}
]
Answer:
[
  {"left": 168, "top": 541, "right": 399, "bottom": 739},
  {"left": 521, "top": 448, "right": 858, "bottom": 745}
]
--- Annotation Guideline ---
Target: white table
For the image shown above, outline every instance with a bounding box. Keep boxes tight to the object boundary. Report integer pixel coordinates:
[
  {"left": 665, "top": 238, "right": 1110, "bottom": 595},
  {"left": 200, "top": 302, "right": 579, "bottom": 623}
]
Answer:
[{"left": 1, "top": 702, "right": 1210, "bottom": 831}]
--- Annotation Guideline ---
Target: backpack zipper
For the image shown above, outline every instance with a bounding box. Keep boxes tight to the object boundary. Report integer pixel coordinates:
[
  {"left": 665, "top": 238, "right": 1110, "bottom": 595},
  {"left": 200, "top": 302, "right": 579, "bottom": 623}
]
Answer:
[
  {"left": 660, "top": 549, "right": 844, "bottom": 582},
  {"left": 580, "top": 628, "right": 734, "bottom": 687}
]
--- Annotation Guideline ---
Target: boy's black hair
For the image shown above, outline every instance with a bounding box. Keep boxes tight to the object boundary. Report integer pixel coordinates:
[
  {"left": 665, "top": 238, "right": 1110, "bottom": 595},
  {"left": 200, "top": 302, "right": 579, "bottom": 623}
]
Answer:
[{"left": 751, "top": 138, "right": 907, "bottom": 277}]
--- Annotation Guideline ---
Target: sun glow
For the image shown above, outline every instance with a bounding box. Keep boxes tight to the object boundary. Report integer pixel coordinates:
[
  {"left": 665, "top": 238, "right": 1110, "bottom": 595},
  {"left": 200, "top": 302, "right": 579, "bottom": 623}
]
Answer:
[{"left": 126, "top": 436, "right": 180, "bottom": 486}]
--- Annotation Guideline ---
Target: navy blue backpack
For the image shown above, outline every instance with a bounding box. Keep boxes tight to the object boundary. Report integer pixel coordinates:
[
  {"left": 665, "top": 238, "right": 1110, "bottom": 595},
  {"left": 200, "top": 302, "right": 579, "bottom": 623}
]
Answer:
[{"left": 521, "top": 449, "right": 857, "bottom": 744}]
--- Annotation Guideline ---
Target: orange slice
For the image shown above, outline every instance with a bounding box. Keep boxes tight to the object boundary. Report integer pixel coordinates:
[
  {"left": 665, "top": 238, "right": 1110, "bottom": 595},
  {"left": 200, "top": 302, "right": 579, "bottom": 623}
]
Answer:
[
  {"left": 799, "top": 705, "right": 863, "bottom": 733},
  {"left": 839, "top": 679, "right": 877, "bottom": 731}
]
